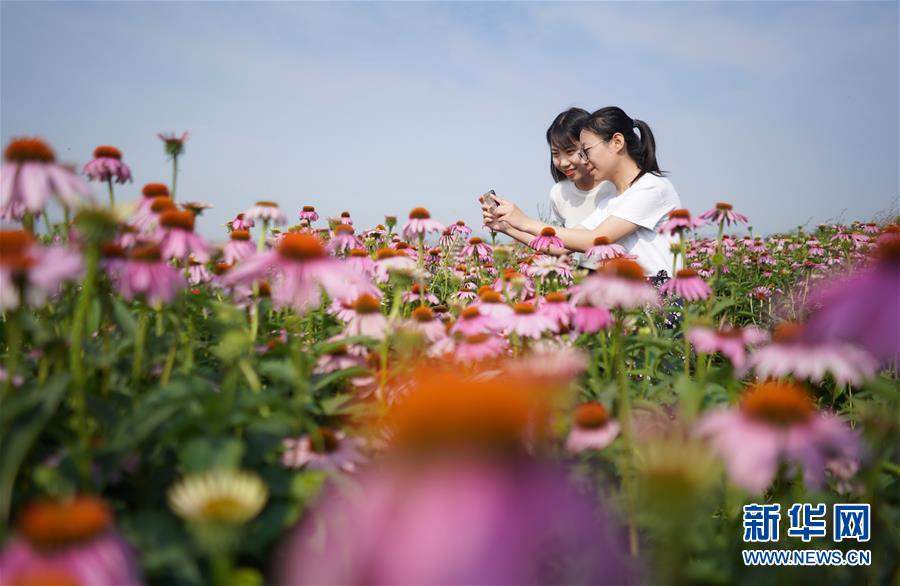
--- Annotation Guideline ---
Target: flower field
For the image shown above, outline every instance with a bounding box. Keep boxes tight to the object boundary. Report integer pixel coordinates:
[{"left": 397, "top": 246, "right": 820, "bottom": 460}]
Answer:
[{"left": 1, "top": 135, "right": 898, "bottom": 585}]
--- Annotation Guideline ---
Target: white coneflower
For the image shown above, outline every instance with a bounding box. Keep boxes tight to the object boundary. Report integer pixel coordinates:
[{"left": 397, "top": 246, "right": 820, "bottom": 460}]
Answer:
[{"left": 167, "top": 469, "right": 268, "bottom": 525}]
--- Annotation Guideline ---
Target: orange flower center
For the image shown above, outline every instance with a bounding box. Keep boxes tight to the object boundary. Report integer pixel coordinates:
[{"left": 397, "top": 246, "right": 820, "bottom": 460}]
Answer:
[
  {"left": 230, "top": 229, "right": 250, "bottom": 241},
  {"left": 349, "top": 248, "right": 369, "bottom": 257},
  {"left": 741, "top": 381, "right": 815, "bottom": 426},
  {"left": 513, "top": 302, "right": 536, "bottom": 315},
  {"left": 278, "top": 233, "right": 326, "bottom": 261},
  {"left": 592, "top": 236, "right": 610, "bottom": 245},
  {"left": 545, "top": 292, "right": 568, "bottom": 303},
  {"left": 0, "top": 230, "right": 35, "bottom": 260},
  {"left": 335, "top": 224, "right": 354, "bottom": 235},
  {"left": 395, "top": 242, "right": 412, "bottom": 251},
  {"left": 409, "top": 207, "right": 431, "bottom": 219},
  {"left": 468, "top": 237, "right": 483, "bottom": 245},
  {"left": 772, "top": 322, "right": 803, "bottom": 343},
  {"left": 4, "top": 137, "right": 55, "bottom": 163},
  {"left": 150, "top": 196, "right": 176, "bottom": 213},
  {"left": 255, "top": 200, "right": 278, "bottom": 207},
  {"left": 353, "top": 293, "right": 382, "bottom": 314},
  {"left": 9, "top": 566, "right": 82, "bottom": 586},
  {"left": 92, "top": 145, "right": 122, "bottom": 159},
  {"left": 129, "top": 243, "right": 162, "bottom": 262},
  {"left": 18, "top": 496, "right": 112, "bottom": 549},
  {"left": 456, "top": 220, "right": 466, "bottom": 226},
  {"left": 258, "top": 281, "right": 271, "bottom": 297},
  {"left": 600, "top": 258, "right": 645, "bottom": 281},
  {"left": 375, "top": 248, "right": 397, "bottom": 260},
  {"left": 310, "top": 428, "right": 340, "bottom": 454},
  {"left": 213, "top": 261, "right": 232, "bottom": 275},
  {"left": 479, "top": 289, "right": 502, "bottom": 303},
  {"left": 574, "top": 402, "right": 609, "bottom": 429},
  {"left": 668, "top": 209, "right": 690, "bottom": 219},
  {"left": 715, "top": 202, "right": 733, "bottom": 210},
  {"left": 461, "top": 306, "right": 481, "bottom": 320},
  {"left": 539, "top": 226, "right": 557, "bottom": 237},
  {"left": 159, "top": 210, "right": 195, "bottom": 231},
  {"left": 676, "top": 269, "right": 698, "bottom": 279},
  {"left": 142, "top": 183, "right": 169, "bottom": 198},
  {"left": 302, "top": 205, "right": 316, "bottom": 212},
  {"left": 876, "top": 236, "right": 900, "bottom": 264},
  {"left": 412, "top": 306, "right": 435, "bottom": 322}
]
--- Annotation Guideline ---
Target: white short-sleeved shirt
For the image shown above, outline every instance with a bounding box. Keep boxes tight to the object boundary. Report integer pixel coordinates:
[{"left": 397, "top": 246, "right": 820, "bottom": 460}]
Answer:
[
  {"left": 549, "top": 180, "right": 617, "bottom": 228},
  {"left": 579, "top": 173, "right": 682, "bottom": 276}
]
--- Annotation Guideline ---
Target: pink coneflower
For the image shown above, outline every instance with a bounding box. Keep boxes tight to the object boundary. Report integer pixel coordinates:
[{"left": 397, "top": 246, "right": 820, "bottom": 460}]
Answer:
[
  {"left": 225, "top": 233, "right": 365, "bottom": 315},
  {"left": 0, "top": 495, "right": 142, "bottom": 586},
  {"left": 527, "top": 254, "right": 574, "bottom": 284},
  {"left": 695, "top": 381, "right": 860, "bottom": 494},
  {"left": 746, "top": 238, "right": 768, "bottom": 253},
  {"left": 223, "top": 229, "right": 255, "bottom": 264},
  {"left": 698, "top": 202, "right": 748, "bottom": 226},
  {"left": 282, "top": 428, "right": 367, "bottom": 473},
  {"left": 453, "top": 282, "right": 478, "bottom": 303},
  {"left": 156, "top": 209, "right": 211, "bottom": 262},
  {"left": 401, "top": 207, "right": 444, "bottom": 241},
  {"left": 492, "top": 268, "right": 535, "bottom": 301},
  {"left": 344, "top": 293, "right": 389, "bottom": 339},
  {"left": 448, "top": 219, "right": 472, "bottom": 237},
  {"left": 1, "top": 137, "right": 93, "bottom": 220},
  {"left": 299, "top": 205, "right": 319, "bottom": 223},
  {"left": 180, "top": 201, "right": 213, "bottom": 216},
  {"left": 584, "top": 236, "right": 629, "bottom": 261},
  {"left": 451, "top": 306, "right": 500, "bottom": 337},
  {"left": 749, "top": 286, "right": 772, "bottom": 300},
  {"left": 538, "top": 292, "right": 575, "bottom": 329},
  {"left": 131, "top": 183, "right": 170, "bottom": 230},
  {"left": 244, "top": 200, "right": 287, "bottom": 226},
  {"left": 657, "top": 209, "right": 705, "bottom": 236},
  {"left": 578, "top": 259, "right": 659, "bottom": 310},
  {"left": 186, "top": 256, "right": 212, "bottom": 285},
  {"left": 461, "top": 236, "right": 493, "bottom": 260},
  {"left": 327, "top": 223, "right": 363, "bottom": 254},
  {"left": 373, "top": 247, "right": 417, "bottom": 283},
  {"left": 157, "top": 131, "right": 189, "bottom": 157},
  {"left": 803, "top": 237, "right": 900, "bottom": 363},
  {"left": 529, "top": 226, "right": 564, "bottom": 252},
  {"left": 346, "top": 248, "right": 375, "bottom": 278},
  {"left": 230, "top": 212, "right": 255, "bottom": 231},
  {"left": 116, "top": 243, "right": 185, "bottom": 305},
  {"left": 454, "top": 332, "right": 508, "bottom": 362},
  {"left": 438, "top": 228, "right": 456, "bottom": 248},
  {"left": 749, "top": 323, "right": 878, "bottom": 387},
  {"left": 503, "top": 302, "right": 559, "bottom": 339},
  {"left": 474, "top": 287, "right": 514, "bottom": 321},
  {"left": 566, "top": 402, "right": 620, "bottom": 453},
  {"left": 687, "top": 324, "right": 768, "bottom": 371},
  {"left": 392, "top": 241, "right": 418, "bottom": 259},
  {"left": 659, "top": 269, "right": 712, "bottom": 301},
  {"left": 133, "top": 194, "right": 176, "bottom": 234},
  {"left": 313, "top": 342, "right": 368, "bottom": 375},
  {"left": 0, "top": 230, "right": 84, "bottom": 311},
  {"left": 402, "top": 283, "right": 439, "bottom": 306},
  {"left": 405, "top": 305, "right": 448, "bottom": 343},
  {"left": 83, "top": 145, "right": 133, "bottom": 184}
]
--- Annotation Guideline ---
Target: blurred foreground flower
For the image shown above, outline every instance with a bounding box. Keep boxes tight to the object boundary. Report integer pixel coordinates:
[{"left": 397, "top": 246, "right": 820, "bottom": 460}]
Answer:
[
  {"left": 0, "top": 495, "right": 142, "bottom": 585},
  {"left": 168, "top": 469, "right": 267, "bottom": 526},
  {"left": 0, "top": 230, "right": 84, "bottom": 311},
  {"left": 1, "top": 137, "right": 92, "bottom": 221},
  {"left": 566, "top": 402, "right": 620, "bottom": 453},
  {"left": 694, "top": 381, "right": 860, "bottom": 494}
]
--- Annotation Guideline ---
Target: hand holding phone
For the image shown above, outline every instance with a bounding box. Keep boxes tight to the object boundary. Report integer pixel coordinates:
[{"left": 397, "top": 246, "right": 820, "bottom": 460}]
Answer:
[{"left": 481, "top": 189, "right": 498, "bottom": 211}]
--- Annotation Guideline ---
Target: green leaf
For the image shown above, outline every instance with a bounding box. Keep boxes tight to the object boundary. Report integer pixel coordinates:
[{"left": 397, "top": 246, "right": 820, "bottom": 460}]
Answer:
[
  {"left": 179, "top": 437, "right": 245, "bottom": 473},
  {"left": 710, "top": 299, "right": 737, "bottom": 317},
  {"left": 214, "top": 330, "right": 251, "bottom": 362},
  {"left": 312, "top": 366, "right": 370, "bottom": 393}
]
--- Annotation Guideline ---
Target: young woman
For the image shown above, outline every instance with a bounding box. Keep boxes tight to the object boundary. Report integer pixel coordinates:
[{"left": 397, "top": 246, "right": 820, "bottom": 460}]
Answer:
[{"left": 483, "top": 106, "right": 682, "bottom": 277}]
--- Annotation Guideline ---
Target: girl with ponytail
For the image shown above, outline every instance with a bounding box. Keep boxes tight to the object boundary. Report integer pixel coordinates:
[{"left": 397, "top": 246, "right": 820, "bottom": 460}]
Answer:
[{"left": 483, "top": 106, "right": 683, "bottom": 276}]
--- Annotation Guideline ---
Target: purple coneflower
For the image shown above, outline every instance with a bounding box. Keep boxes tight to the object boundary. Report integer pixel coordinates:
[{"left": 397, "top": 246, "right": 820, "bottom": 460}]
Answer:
[
  {"left": 657, "top": 209, "right": 705, "bottom": 236},
  {"left": 299, "top": 205, "right": 319, "bottom": 223},
  {"left": 461, "top": 236, "right": 493, "bottom": 260},
  {"left": 538, "top": 292, "right": 575, "bottom": 329},
  {"left": 327, "top": 223, "right": 363, "bottom": 254},
  {"left": 584, "top": 236, "right": 629, "bottom": 261},
  {"left": 186, "top": 256, "right": 212, "bottom": 285},
  {"left": 223, "top": 229, "right": 255, "bottom": 264},
  {"left": 453, "top": 332, "right": 508, "bottom": 363},
  {"left": 438, "top": 228, "right": 455, "bottom": 248},
  {"left": 0, "top": 230, "right": 83, "bottom": 311},
  {"left": 569, "top": 293, "right": 613, "bottom": 334},
  {"left": 687, "top": 324, "right": 768, "bottom": 371},
  {"left": 577, "top": 259, "right": 659, "bottom": 310},
  {"left": 405, "top": 306, "right": 448, "bottom": 343},
  {"left": 344, "top": 293, "right": 389, "bottom": 339},
  {"left": 346, "top": 248, "right": 375, "bottom": 278},
  {"left": 230, "top": 212, "right": 254, "bottom": 231},
  {"left": 83, "top": 145, "right": 132, "bottom": 207},
  {"left": 529, "top": 226, "right": 564, "bottom": 252},
  {"left": 695, "top": 381, "right": 860, "bottom": 494},
  {"left": 0, "top": 495, "right": 142, "bottom": 586},
  {"left": 402, "top": 283, "right": 439, "bottom": 306},
  {"left": 282, "top": 428, "right": 366, "bottom": 473},
  {"left": 503, "top": 302, "right": 559, "bottom": 339},
  {"left": 313, "top": 342, "right": 368, "bottom": 375},
  {"left": 451, "top": 306, "right": 500, "bottom": 337},
  {"left": 566, "top": 402, "right": 620, "bottom": 453},
  {"left": 659, "top": 269, "right": 712, "bottom": 301},
  {"left": 116, "top": 243, "right": 185, "bottom": 305},
  {"left": 225, "top": 233, "right": 365, "bottom": 315},
  {"left": 698, "top": 202, "right": 748, "bottom": 226},
  {"left": 244, "top": 200, "right": 287, "bottom": 226},
  {"left": 526, "top": 254, "right": 574, "bottom": 283},
  {"left": 1, "top": 137, "right": 92, "bottom": 221},
  {"left": 749, "top": 323, "right": 878, "bottom": 387},
  {"left": 156, "top": 209, "right": 211, "bottom": 262},
  {"left": 373, "top": 247, "right": 417, "bottom": 283},
  {"left": 474, "top": 287, "right": 514, "bottom": 321},
  {"left": 401, "top": 207, "right": 444, "bottom": 241},
  {"left": 448, "top": 219, "right": 472, "bottom": 237}
]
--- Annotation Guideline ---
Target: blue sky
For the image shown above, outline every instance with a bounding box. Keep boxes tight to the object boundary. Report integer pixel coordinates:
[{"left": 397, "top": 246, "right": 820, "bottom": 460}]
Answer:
[{"left": 2, "top": 1, "right": 898, "bottom": 241}]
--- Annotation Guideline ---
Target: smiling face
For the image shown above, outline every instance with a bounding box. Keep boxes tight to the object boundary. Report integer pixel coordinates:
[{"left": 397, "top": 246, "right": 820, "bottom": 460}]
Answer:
[
  {"left": 578, "top": 129, "right": 625, "bottom": 183},
  {"left": 550, "top": 140, "right": 593, "bottom": 185}
]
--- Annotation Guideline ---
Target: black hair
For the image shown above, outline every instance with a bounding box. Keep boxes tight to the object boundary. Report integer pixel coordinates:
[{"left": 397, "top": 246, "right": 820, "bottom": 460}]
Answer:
[
  {"left": 582, "top": 106, "right": 665, "bottom": 186},
  {"left": 546, "top": 108, "right": 591, "bottom": 183}
]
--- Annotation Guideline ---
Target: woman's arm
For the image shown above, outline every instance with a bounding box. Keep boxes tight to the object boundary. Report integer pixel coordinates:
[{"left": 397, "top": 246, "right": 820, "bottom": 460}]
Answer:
[
  {"left": 491, "top": 196, "right": 641, "bottom": 253},
  {"left": 480, "top": 198, "right": 578, "bottom": 255}
]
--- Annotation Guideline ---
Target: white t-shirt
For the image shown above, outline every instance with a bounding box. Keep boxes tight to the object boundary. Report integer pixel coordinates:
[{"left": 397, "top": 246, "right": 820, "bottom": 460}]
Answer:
[
  {"left": 549, "top": 180, "right": 617, "bottom": 228},
  {"left": 579, "top": 173, "right": 682, "bottom": 276}
]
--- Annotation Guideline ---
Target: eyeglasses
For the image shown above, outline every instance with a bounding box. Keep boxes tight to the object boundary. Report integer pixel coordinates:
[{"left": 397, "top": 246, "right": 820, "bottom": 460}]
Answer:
[{"left": 577, "top": 141, "right": 603, "bottom": 162}]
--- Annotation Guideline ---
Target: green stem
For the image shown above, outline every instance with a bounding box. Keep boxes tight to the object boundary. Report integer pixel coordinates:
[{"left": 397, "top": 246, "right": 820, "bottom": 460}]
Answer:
[
  {"left": 107, "top": 177, "right": 116, "bottom": 208},
  {"left": 257, "top": 219, "right": 269, "bottom": 252},
  {"left": 2, "top": 308, "right": 23, "bottom": 399},
  {"left": 171, "top": 154, "right": 178, "bottom": 201},
  {"left": 612, "top": 317, "right": 639, "bottom": 557},
  {"left": 132, "top": 306, "right": 149, "bottom": 392}
]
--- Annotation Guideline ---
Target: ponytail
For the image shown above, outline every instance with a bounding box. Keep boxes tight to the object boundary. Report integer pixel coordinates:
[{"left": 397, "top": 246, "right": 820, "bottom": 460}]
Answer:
[{"left": 584, "top": 107, "right": 665, "bottom": 186}]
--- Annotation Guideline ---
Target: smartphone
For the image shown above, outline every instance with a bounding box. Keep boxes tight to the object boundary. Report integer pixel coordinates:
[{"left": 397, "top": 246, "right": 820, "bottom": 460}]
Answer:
[{"left": 482, "top": 189, "right": 498, "bottom": 211}]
